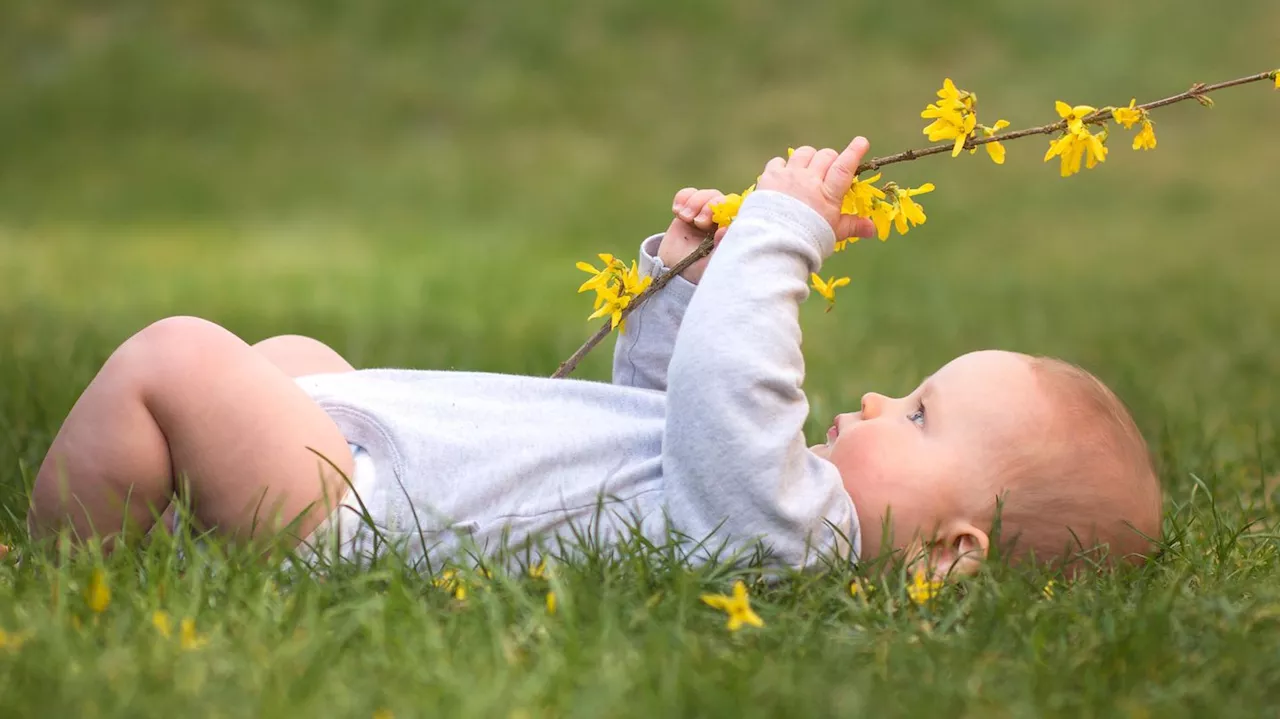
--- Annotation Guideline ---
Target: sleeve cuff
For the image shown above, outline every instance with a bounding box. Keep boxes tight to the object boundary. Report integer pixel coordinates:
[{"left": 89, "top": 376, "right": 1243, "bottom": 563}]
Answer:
[
  {"left": 639, "top": 234, "right": 697, "bottom": 304},
  {"left": 735, "top": 190, "right": 837, "bottom": 259}
]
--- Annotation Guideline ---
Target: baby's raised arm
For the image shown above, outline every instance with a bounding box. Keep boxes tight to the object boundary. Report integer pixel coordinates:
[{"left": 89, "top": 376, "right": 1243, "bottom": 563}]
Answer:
[
  {"left": 659, "top": 140, "right": 875, "bottom": 566},
  {"left": 610, "top": 188, "right": 730, "bottom": 393}
]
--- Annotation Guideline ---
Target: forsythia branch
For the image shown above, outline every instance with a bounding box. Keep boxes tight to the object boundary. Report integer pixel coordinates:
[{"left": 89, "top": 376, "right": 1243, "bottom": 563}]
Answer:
[
  {"left": 857, "top": 71, "right": 1277, "bottom": 172},
  {"left": 554, "top": 68, "right": 1278, "bottom": 378}
]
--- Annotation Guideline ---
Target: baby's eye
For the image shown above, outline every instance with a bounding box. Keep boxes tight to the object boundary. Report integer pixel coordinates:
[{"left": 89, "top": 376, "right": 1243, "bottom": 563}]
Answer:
[{"left": 908, "top": 404, "right": 926, "bottom": 427}]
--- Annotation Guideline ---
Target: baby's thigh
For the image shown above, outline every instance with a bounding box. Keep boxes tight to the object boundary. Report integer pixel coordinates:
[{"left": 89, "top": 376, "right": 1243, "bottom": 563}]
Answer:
[
  {"left": 138, "top": 318, "right": 356, "bottom": 543},
  {"left": 252, "top": 334, "right": 355, "bottom": 378}
]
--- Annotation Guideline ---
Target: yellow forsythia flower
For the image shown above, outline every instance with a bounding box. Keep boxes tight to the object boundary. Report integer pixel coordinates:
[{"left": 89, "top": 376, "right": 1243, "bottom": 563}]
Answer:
[
  {"left": 700, "top": 580, "right": 765, "bottom": 631},
  {"left": 975, "top": 120, "right": 1010, "bottom": 164},
  {"left": 849, "top": 579, "right": 875, "bottom": 598},
  {"left": 711, "top": 193, "right": 744, "bottom": 227},
  {"left": 152, "top": 611, "right": 173, "bottom": 639},
  {"left": 86, "top": 568, "right": 110, "bottom": 614},
  {"left": 528, "top": 561, "right": 548, "bottom": 580},
  {"left": 868, "top": 201, "right": 895, "bottom": 241},
  {"left": 1055, "top": 101, "right": 1097, "bottom": 134},
  {"left": 1042, "top": 580, "right": 1057, "bottom": 599},
  {"left": 575, "top": 255, "right": 650, "bottom": 333},
  {"left": 907, "top": 570, "right": 943, "bottom": 605},
  {"left": 1044, "top": 127, "right": 1107, "bottom": 177},
  {"left": 889, "top": 182, "right": 935, "bottom": 236},
  {"left": 1111, "top": 98, "right": 1142, "bottom": 129},
  {"left": 840, "top": 173, "right": 885, "bottom": 217},
  {"left": 809, "top": 274, "right": 850, "bottom": 311},
  {"left": 546, "top": 592, "right": 557, "bottom": 615},
  {"left": 180, "top": 618, "right": 209, "bottom": 650},
  {"left": 1133, "top": 119, "right": 1157, "bottom": 151},
  {"left": 922, "top": 78, "right": 980, "bottom": 156},
  {"left": 575, "top": 253, "right": 618, "bottom": 293}
]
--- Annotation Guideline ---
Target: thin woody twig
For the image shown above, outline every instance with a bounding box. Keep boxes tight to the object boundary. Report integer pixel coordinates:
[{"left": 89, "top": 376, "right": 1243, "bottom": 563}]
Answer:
[{"left": 554, "top": 69, "right": 1278, "bottom": 378}]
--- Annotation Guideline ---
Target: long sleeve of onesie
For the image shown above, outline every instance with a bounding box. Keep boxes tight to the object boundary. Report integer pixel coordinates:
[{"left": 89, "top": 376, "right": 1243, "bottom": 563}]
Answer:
[
  {"left": 661, "top": 190, "right": 859, "bottom": 567},
  {"left": 611, "top": 234, "right": 697, "bottom": 393}
]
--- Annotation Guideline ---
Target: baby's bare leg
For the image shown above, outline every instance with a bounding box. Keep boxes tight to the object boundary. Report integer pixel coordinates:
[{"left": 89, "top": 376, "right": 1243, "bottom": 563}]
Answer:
[
  {"left": 29, "top": 316, "right": 355, "bottom": 547},
  {"left": 252, "top": 334, "right": 356, "bottom": 377}
]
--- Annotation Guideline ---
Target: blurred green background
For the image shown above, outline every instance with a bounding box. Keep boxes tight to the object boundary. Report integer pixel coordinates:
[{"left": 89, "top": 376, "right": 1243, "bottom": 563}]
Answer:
[{"left": 1, "top": 0, "right": 1277, "bottom": 525}]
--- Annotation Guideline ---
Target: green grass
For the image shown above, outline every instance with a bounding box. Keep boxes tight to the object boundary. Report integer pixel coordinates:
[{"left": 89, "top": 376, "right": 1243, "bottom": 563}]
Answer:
[{"left": 2, "top": 0, "right": 1279, "bottom": 715}]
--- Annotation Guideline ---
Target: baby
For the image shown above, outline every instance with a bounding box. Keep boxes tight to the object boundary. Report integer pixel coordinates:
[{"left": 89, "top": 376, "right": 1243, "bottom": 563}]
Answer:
[{"left": 23, "top": 137, "right": 1162, "bottom": 576}]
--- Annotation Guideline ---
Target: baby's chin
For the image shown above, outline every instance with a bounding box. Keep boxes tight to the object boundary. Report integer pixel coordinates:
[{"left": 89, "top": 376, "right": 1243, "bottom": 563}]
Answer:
[{"left": 809, "top": 443, "right": 832, "bottom": 459}]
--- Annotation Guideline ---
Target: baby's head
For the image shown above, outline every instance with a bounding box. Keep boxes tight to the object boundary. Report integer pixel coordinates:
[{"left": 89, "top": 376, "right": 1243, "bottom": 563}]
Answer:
[{"left": 811, "top": 350, "right": 1162, "bottom": 576}]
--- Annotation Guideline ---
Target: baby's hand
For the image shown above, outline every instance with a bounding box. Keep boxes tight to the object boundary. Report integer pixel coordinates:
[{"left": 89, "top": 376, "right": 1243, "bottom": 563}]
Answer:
[
  {"left": 657, "top": 188, "right": 731, "bottom": 285},
  {"left": 756, "top": 137, "right": 877, "bottom": 244}
]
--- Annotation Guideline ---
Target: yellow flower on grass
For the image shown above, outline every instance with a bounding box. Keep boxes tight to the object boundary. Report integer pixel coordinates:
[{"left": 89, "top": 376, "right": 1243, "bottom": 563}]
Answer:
[
  {"left": 433, "top": 569, "right": 469, "bottom": 601},
  {"left": 0, "top": 628, "right": 31, "bottom": 651},
  {"left": 546, "top": 592, "right": 557, "bottom": 615},
  {"left": 86, "top": 568, "right": 110, "bottom": 614},
  {"left": 907, "top": 570, "right": 943, "bottom": 605},
  {"left": 1133, "top": 119, "right": 1157, "bottom": 150},
  {"left": 1112, "top": 99, "right": 1142, "bottom": 129},
  {"left": 528, "top": 561, "right": 549, "bottom": 580},
  {"left": 180, "top": 618, "right": 208, "bottom": 651},
  {"left": 850, "top": 579, "right": 876, "bottom": 598},
  {"left": 809, "top": 274, "right": 850, "bottom": 312},
  {"left": 152, "top": 611, "right": 173, "bottom": 639},
  {"left": 1042, "top": 580, "right": 1057, "bottom": 599},
  {"left": 974, "top": 120, "right": 1010, "bottom": 164},
  {"left": 700, "top": 580, "right": 764, "bottom": 631}
]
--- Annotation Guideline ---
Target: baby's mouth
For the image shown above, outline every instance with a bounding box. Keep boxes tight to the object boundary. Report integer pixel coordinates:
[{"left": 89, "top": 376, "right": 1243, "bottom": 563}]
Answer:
[{"left": 826, "top": 425, "right": 838, "bottom": 445}]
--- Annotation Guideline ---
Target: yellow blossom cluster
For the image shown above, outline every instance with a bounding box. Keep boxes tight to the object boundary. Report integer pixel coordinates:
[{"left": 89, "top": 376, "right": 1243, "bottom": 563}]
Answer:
[
  {"left": 1043, "top": 102, "right": 1109, "bottom": 177},
  {"left": 1111, "top": 99, "right": 1158, "bottom": 150},
  {"left": 922, "top": 79, "right": 1011, "bottom": 163},
  {"left": 575, "top": 253, "right": 654, "bottom": 331}
]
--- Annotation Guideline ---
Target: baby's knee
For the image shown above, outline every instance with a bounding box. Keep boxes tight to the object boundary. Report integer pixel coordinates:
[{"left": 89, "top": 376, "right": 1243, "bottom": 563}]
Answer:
[
  {"left": 252, "top": 334, "right": 355, "bottom": 376},
  {"left": 116, "top": 316, "right": 242, "bottom": 379}
]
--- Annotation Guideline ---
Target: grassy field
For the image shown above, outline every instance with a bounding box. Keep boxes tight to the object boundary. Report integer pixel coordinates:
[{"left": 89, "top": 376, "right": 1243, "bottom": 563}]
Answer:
[{"left": 2, "top": 1, "right": 1279, "bottom": 716}]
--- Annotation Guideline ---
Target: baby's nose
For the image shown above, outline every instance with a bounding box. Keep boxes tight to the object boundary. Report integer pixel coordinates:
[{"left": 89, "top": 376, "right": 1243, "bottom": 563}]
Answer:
[{"left": 860, "top": 392, "right": 887, "bottom": 419}]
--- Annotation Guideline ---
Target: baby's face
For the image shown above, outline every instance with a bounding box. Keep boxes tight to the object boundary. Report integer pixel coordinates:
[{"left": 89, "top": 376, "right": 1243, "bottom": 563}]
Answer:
[{"left": 811, "top": 350, "right": 1051, "bottom": 560}]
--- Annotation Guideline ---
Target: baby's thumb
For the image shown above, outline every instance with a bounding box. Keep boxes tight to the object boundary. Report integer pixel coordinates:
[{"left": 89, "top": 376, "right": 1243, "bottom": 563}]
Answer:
[{"left": 835, "top": 214, "right": 876, "bottom": 242}]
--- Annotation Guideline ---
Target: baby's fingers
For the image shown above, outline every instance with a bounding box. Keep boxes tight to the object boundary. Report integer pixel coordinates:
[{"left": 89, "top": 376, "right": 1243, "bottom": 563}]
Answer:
[
  {"left": 836, "top": 214, "right": 877, "bottom": 241},
  {"left": 823, "top": 137, "right": 870, "bottom": 198},
  {"left": 687, "top": 189, "right": 726, "bottom": 229}
]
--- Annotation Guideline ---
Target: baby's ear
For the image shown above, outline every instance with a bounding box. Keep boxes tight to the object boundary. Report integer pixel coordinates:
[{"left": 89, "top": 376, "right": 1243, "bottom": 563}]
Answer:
[{"left": 927, "top": 522, "right": 990, "bottom": 579}]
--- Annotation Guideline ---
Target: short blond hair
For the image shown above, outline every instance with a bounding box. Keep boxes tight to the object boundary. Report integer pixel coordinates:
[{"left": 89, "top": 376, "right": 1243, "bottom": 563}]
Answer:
[{"left": 986, "top": 357, "right": 1162, "bottom": 569}]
